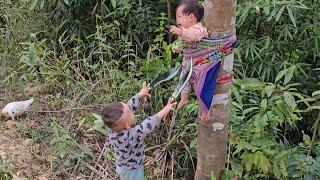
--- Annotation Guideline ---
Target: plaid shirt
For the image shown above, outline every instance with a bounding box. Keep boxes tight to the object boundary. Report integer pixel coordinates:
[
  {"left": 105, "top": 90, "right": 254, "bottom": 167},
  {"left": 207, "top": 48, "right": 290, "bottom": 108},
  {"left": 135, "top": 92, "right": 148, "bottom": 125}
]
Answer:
[{"left": 108, "top": 95, "right": 161, "bottom": 169}]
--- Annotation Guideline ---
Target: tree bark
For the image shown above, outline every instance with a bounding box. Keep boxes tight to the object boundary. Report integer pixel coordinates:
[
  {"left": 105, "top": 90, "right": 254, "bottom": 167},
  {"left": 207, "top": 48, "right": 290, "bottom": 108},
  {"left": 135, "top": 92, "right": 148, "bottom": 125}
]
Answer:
[{"left": 195, "top": 0, "right": 237, "bottom": 180}]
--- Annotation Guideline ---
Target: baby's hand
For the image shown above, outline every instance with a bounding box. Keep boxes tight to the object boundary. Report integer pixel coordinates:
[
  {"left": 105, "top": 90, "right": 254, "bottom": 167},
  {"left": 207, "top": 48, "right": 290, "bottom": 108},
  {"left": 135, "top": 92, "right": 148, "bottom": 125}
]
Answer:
[
  {"left": 170, "top": 25, "right": 182, "bottom": 36},
  {"left": 138, "top": 81, "right": 151, "bottom": 99},
  {"left": 172, "top": 45, "right": 181, "bottom": 53},
  {"left": 171, "top": 39, "right": 184, "bottom": 53}
]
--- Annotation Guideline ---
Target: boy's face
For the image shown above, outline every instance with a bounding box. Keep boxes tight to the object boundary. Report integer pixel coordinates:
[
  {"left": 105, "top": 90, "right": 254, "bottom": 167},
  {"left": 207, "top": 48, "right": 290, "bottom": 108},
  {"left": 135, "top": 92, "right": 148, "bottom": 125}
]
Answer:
[
  {"left": 176, "top": 5, "right": 196, "bottom": 29},
  {"left": 120, "top": 102, "right": 134, "bottom": 129}
]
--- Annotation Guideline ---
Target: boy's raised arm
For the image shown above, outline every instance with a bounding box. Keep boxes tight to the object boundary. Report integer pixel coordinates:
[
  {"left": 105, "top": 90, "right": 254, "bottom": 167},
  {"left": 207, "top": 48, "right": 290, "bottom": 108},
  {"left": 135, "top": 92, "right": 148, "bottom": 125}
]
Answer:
[
  {"left": 127, "top": 82, "right": 151, "bottom": 112},
  {"left": 134, "top": 115, "right": 161, "bottom": 139},
  {"left": 127, "top": 95, "right": 140, "bottom": 113},
  {"left": 134, "top": 98, "right": 176, "bottom": 138}
]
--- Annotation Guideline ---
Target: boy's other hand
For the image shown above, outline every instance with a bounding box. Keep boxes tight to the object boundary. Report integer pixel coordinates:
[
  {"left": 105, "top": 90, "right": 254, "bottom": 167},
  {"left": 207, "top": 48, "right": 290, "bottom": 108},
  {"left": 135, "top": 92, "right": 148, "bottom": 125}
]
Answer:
[
  {"left": 170, "top": 25, "right": 182, "bottom": 36},
  {"left": 164, "top": 97, "right": 177, "bottom": 113},
  {"left": 157, "top": 97, "right": 177, "bottom": 119},
  {"left": 138, "top": 81, "right": 151, "bottom": 99}
]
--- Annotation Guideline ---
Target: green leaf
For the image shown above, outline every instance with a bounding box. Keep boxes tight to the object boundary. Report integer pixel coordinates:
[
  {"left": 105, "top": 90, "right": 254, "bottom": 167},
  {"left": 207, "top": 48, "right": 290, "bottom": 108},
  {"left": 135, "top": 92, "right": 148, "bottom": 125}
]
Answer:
[
  {"left": 275, "top": 5, "right": 286, "bottom": 21},
  {"left": 241, "top": 153, "right": 254, "bottom": 172},
  {"left": 307, "top": 106, "right": 320, "bottom": 111},
  {"left": 261, "top": 99, "right": 267, "bottom": 112},
  {"left": 243, "top": 107, "right": 259, "bottom": 115},
  {"left": 286, "top": 6, "right": 296, "bottom": 27},
  {"left": 264, "top": 85, "right": 275, "bottom": 97},
  {"left": 272, "top": 163, "right": 281, "bottom": 179},
  {"left": 312, "top": 90, "right": 320, "bottom": 97},
  {"left": 64, "top": 0, "right": 70, "bottom": 5},
  {"left": 90, "top": 113, "right": 108, "bottom": 135},
  {"left": 236, "top": 78, "right": 265, "bottom": 90},
  {"left": 232, "top": 85, "right": 243, "bottom": 106},
  {"left": 190, "top": 138, "right": 197, "bottom": 149},
  {"left": 275, "top": 68, "right": 288, "bottom": 83},
  {"left": 253, "top": 153, "right": 260, "bottom": 166},
  {"left": 304, "top": 172, "right": 318, "bottom": 180},
  {"left": 211, "top": 171, "right": 216, "bottom": 180},
  {"left": 294, "top": 2, "right": 310, "bottom": 10},
  {"left": 92, "top": 113, "right": 102, "bottom": 121},
  {"left": 291, "top": 92, "right": 311, "bottom": 107},
  {"left": 29, "top": 0, "right": 38, "bottom": 10},
  {"left": 283, "top": 92, "right": 296, "bottom": 109},
  {"left": 111, "top": 0, "right": 117, "bottom": 8},
  {"left": 40, "top": 0, "right": 45, "bottom": 9},
  {"left": 276, "top": 100, "right": 290, "bottom": 118},
  {"left": 284, "top": 66, "right": 295, "bottom": 85},
  {"left": 259, "top": 154, "right": 270, "bottom": 174},
  {"left": 28, "top": 43, "right": 35, "bottom": 63}
]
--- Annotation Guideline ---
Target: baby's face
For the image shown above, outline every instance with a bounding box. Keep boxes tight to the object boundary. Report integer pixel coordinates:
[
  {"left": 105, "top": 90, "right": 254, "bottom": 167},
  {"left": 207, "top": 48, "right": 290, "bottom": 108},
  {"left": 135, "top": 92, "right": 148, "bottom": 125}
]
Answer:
[{"left": 176, "top": 5, "right": 195, "bottom": 29}]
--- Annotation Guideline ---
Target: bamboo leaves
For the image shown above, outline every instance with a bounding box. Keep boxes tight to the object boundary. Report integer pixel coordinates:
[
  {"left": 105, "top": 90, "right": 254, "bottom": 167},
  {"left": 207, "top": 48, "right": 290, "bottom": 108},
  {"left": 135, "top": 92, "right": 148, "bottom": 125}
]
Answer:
[
  {"left": 29, "top": 0, "right": 38, "bottom": 10},
  {"left": 275, "top": 65, "right": 296, "bottom": 85}
]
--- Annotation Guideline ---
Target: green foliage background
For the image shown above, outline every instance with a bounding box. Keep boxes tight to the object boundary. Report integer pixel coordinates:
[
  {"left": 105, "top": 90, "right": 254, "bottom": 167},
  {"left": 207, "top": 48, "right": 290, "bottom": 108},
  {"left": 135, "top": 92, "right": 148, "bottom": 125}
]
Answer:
[{"left": 0, "top": 0, "right": 319, "bottom": 179}]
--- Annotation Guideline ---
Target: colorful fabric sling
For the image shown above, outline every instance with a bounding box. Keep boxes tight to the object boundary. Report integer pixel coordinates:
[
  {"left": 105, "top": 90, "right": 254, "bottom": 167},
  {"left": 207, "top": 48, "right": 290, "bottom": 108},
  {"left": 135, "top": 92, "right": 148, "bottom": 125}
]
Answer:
[{"left": 183, "top": 33, "right": 236, "bottom": 112}]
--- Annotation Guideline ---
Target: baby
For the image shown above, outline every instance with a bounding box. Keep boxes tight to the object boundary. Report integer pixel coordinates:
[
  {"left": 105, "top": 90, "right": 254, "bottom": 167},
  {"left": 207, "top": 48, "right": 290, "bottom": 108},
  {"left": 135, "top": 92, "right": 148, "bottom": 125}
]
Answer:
[
  {"left": 170, "top": 0, "right": 208, "bottom": 109},
  {"left": 101, "top": 82, "right": 176, "bottom": 180}
]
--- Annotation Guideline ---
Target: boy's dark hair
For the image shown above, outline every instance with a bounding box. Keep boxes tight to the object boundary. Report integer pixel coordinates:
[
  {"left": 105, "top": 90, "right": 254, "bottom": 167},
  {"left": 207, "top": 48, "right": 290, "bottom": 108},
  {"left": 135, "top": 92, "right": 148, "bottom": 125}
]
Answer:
[
  {"left": 178, "top": 0, "right": 204, "bottom": 22},
  {"left": 101, "top": 102, "right": 124, "bottom": 128}
]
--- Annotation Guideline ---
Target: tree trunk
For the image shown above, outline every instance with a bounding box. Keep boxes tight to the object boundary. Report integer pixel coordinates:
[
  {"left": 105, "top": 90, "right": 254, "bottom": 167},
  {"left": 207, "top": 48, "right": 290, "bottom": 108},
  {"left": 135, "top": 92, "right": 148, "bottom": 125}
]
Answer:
[{"left": 195, "top": 0, "right": 237, "bottom": 180}]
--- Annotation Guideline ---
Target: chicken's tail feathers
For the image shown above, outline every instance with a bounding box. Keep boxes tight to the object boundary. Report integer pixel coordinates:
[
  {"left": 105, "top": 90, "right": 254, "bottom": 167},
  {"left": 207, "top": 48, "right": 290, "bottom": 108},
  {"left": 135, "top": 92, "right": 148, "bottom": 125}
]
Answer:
[
  {"left": 26, "top": 98, "right": 34, "bottom": 105},
  {"left": 0, "top": 108, "right": 5, "bottom": 118}
]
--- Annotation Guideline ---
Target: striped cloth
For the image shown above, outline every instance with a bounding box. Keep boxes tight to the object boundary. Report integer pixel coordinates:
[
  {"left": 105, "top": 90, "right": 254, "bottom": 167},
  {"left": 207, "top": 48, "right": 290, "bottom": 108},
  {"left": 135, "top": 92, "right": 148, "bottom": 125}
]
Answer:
[{"left": 183, "top": 33, "right": 236, "bottom": 112}]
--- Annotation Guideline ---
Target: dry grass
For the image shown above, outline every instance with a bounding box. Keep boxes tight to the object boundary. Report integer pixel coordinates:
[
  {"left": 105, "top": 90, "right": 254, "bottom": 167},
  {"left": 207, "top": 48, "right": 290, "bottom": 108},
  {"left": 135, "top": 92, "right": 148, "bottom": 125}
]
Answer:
[{"left": 0, "top": 83, "right": 119, "bottom": 179}]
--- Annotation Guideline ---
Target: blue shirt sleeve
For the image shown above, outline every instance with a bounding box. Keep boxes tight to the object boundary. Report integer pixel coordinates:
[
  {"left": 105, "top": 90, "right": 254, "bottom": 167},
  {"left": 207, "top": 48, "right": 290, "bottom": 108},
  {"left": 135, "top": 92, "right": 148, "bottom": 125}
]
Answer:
[
  {"left": 134, "top": 115, "right": 161, "bottom": 139},
  {"left": 127, "top": 95, "right": 140, "bottom": 113}
]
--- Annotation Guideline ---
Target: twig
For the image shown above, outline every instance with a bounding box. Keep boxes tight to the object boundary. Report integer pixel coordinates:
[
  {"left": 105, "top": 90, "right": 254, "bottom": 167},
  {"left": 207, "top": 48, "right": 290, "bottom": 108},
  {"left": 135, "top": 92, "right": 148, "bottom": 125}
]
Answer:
[
  {"left": 161, "top": 151, "right": 167, "bottom": 180},
  {"left": 81, "top": 160, "right": 106, "bottom": 179},
  {"left": 145, "top": 143, "right": 164, "bottom": 152},
  {"left": 90, "top": 141, "right": 109, "bottom": 178},
  {"left": 97, "top": 164, "right": 113, "bottom": 177},
  {"left": 95, "top": 141, "right": 109, "bottom": 168},
  {"left": 178, "top": 139, "right": 195, "bottom": 174},
  {"left": 171, "top": 150, "right": 174, "bottom": 180},
  {"left": 72, "top": 158, "right": 81, "bottom": 176},
  {"left": 227, "top": 126, "right": 232, "bottom": 170},
  {"left": 23, "top": 107, "right": 93, "bottom": 113},
  {"left": 67, "top": 112, "right": 74, "bottom": 131},
  {"left": 308, "top": 111, "right": 320, "bottom": 156},
  {"left": 68, "top": 79, "right": 103, "bottom": 110},
  {"left": 92, "top": 0, "right": 100, "bottom": 15},
  {"left": 167, "top": 107, "right": 178, "bottom": 142}
]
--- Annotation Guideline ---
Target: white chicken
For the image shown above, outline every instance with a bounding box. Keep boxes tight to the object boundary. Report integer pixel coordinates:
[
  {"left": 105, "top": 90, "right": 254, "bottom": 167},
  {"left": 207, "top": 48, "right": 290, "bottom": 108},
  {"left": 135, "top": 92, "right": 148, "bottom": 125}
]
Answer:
[{"left": 1, "top": 98, "right": 34, "bottom": 120}]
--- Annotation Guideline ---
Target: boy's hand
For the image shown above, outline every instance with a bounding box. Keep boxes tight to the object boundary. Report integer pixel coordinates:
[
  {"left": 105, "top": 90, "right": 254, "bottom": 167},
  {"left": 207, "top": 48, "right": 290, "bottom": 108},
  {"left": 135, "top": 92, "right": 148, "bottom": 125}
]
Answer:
[
  {"left": 170, "top": 25, "right": 182, "bottom": 36},
  {"left": 157, "top": 97, "right": 177, "bottom": 119},
  {"left": 164, "top": 97, "right": 176, "bottom": 111},
  {"left": 138, "top": 81, "right": 151, "bottom": 99}
]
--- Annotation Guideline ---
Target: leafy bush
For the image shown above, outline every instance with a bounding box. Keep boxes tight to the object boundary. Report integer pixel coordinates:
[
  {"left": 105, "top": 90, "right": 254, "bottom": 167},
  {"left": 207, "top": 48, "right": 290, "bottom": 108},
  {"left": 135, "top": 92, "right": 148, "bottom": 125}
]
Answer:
[
  {"left": 0, "top": 156, "right": 12, "bottom": 180},
  {"left": 0, "top": 0, "right": 319, "bottom": 179}
]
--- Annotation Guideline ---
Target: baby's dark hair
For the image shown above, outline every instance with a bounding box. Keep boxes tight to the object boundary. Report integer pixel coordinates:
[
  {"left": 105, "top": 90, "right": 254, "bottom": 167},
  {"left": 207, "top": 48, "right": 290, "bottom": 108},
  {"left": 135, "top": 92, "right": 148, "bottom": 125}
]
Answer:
[
  {"left": 178, "top": 0, "right": 204, "bottom": 22},
  {"left": 101, "top": 102, "right": 124, "bottom": 128}
]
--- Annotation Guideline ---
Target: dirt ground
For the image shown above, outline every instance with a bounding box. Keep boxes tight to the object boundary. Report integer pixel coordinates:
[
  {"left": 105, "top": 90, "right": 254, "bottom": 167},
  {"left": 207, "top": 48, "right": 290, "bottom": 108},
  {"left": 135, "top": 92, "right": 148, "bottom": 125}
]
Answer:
[
  {"left": 0, "top": 119, "right": 50, "bottom": 180},
  {"left": 0, "top": 85, "right": 118, "bottom": 180}
]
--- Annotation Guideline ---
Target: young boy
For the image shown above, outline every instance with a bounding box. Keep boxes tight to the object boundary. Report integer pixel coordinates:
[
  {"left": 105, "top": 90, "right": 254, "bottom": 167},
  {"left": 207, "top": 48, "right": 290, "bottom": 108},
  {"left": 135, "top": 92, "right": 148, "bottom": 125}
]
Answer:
[
  {"left": 101, "top": 82, "right": 176, "bottom": 180},
  {"left": 170, "top": 0, "right": 208, "bottom": 110}
]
